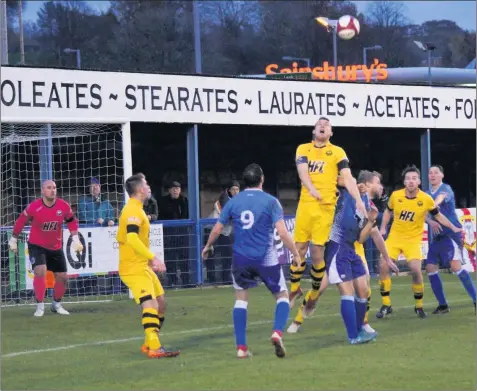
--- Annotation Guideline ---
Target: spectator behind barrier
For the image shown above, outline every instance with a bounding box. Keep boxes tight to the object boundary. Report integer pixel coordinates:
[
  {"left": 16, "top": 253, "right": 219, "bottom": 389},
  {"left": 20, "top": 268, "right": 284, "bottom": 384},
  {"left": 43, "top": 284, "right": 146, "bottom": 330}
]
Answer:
[
  {"left": 77, "top": 177, "right": 115, "bottom": 226},
  {"left": 206, "top": 180, "right": 240, "bottom": 284},
  {"left": 159, "top": 181, "right": 190, "bottom": 287},
  {"left": 144, "top": 194, "right": 159, "bottom": 222},
  {"left": 158, "top": 181, "right": 189, "bottom": 220}
]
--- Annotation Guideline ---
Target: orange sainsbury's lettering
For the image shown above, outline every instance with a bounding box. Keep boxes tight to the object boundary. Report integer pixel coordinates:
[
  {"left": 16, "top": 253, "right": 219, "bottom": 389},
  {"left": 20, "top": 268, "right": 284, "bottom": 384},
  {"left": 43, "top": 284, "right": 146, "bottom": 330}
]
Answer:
[{"left": 264, "top": 59, "right": 388, "bottom": 82}]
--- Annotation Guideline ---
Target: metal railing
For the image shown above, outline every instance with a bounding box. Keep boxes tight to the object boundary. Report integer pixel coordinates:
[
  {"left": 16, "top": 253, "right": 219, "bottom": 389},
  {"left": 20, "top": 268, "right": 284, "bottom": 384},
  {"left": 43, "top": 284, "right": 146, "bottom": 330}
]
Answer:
[{"left": 1, "top": 217, "right": 398, "bottom": 304}]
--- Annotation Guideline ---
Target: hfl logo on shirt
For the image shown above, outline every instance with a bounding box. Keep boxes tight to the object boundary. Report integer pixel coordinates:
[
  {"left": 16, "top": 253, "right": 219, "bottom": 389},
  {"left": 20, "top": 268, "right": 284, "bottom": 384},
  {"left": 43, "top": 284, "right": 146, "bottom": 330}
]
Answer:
[
  {"left": 42, "top": 221, "right": 58, "bottom": 231},
  {"left": 399, "top": 210, "right": 415, "bottom": 222},
  {"left": 308, "top": 160, "right": 326, "bottom": 173}
]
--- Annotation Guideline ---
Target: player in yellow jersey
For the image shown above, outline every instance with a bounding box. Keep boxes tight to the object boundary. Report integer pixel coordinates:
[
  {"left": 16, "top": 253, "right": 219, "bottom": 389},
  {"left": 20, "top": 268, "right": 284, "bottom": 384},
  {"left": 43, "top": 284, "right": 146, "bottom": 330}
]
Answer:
[
  {"left": 287, "top": 170, "right": 397, "bottom": 333},
  {"left": 289, "top": 117, "right": 367, "bottom": 313},
  {"left": 117, "top": 173, "right": 180, "bottom": 358},
  {"left": 377, "top": 165, "right": 462, "bottom": 319}
]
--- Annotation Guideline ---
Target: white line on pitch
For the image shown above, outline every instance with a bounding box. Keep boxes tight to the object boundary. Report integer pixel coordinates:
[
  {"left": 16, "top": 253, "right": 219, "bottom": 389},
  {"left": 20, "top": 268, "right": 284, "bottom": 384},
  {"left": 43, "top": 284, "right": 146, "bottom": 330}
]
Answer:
[{"left": 2, "top": 299, "right": 471, "bottom": 359}]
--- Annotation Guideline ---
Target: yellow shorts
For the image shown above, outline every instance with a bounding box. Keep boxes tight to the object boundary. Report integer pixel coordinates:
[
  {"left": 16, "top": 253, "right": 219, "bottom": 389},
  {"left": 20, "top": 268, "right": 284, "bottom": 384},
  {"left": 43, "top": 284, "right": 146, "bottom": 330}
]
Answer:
[
  {"left": 385, "top": 236, "right": 422, "bottom": 262},
  {"left": 354, "top": 242, "right": 369, "bottom": 275},
  {"left": 120, "top": 268, "right": 164, "bottom": 305},
  {"left": 294, "top": 202, "right": 335, "bottom": 246}
]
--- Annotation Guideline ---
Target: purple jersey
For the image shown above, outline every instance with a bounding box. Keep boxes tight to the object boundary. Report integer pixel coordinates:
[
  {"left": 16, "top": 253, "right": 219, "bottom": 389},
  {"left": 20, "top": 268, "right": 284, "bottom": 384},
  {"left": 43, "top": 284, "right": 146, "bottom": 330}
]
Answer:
[
  {"left": 329, "top": 187, "right": 371, "bottom": 246},
  {"left": 325, "top": 188, "right": 370, "bottom": 284},
  {"left": 427, "top": 183, "right": 461, "bottom": 240}
]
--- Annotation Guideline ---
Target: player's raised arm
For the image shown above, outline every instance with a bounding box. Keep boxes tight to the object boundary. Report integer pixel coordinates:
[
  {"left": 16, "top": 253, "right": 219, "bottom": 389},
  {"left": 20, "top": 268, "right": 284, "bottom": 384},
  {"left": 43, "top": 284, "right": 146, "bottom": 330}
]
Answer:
[
  {"left": 428, "top": 203, "right": 462, "bottom": 233},
  {"left": 357, "top": 205, "right": 378, "bottom": 244},
  {"left": 339, "top": 167, "right": 367, "bottom": 218},
  {"left": 295, "top": 145, "right": 322, "bottom": 201},
  {"left": 9, "top": 205, "right": 33, "bottom": 252},
  {"left": 126, "top": 215, "right": 156, "bottom": 260},
  {"left": 380, "top": 193, "right": 394, "bottom": 236}
]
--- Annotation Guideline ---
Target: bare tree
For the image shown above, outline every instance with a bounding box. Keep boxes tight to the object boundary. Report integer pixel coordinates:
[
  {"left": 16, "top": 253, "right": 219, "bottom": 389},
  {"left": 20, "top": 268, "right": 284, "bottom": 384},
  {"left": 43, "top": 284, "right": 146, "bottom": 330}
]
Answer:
[
  {"left": 364, "top": 1, "right": 410, "bottom": 66},
  {"left": 365, "top": 1, "right": 409, "bottom": 28}
]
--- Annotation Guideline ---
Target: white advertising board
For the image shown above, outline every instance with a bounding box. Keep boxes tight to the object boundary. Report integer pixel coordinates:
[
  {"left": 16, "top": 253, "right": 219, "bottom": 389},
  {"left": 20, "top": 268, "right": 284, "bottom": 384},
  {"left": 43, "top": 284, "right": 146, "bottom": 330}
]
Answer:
[
  {"left": 1, "top": 67, "right": 475, "bottom": 129},
  {"left": 23, "top": 225, "right": 164, "bottom": 289}
]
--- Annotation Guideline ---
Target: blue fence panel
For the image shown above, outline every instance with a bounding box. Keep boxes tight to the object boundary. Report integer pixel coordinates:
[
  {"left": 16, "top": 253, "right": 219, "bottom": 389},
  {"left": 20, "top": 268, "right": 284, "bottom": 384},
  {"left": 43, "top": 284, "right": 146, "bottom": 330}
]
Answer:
[
  {"left": 157, "top": 219, "right": 197, "bottom": 288},
  {"left": 2, "top": 215, "right": 404, "bottom": 304}
]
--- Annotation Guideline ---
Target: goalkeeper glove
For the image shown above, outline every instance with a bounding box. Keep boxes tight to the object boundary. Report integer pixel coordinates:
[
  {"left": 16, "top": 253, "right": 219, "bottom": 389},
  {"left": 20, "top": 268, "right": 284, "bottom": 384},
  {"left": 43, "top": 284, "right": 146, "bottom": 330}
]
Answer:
[
  {"left": 71, "top": 235, "right": 84, "bottom": 254},
  {"left": 8, "top": 236, "right": 18, "bottom": 253}
]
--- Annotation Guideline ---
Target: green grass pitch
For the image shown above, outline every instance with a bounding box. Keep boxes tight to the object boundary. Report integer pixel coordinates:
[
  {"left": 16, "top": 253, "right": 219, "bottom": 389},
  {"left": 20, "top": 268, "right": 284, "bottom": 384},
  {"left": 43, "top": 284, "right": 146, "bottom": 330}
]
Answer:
[{"left": 2, "top": 273, "right": 476, "bottom": 390}]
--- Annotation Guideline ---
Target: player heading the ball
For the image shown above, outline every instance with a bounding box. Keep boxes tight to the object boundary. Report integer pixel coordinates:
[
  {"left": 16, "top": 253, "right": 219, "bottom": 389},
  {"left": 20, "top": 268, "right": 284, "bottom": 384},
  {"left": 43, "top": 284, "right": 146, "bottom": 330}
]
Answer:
[
  {"left": 9, "top": 180, "right": 83, "bottom": 317},
  {"left": 202, "top": 163, "right": 301, "bottom": 359},
  {"left": 290, "top": 117, "right": 368, "bottom": 313}
]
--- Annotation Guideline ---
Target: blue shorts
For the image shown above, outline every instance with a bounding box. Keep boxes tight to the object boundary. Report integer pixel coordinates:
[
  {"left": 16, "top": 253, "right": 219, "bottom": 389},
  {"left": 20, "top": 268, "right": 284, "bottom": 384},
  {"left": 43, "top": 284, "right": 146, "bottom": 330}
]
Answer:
[
  {"left": 425, "top": 235, "right": 463, "bottom": 268},
  {"left": 231, "top": 253, "right": 287, "bottom": 294},
  {"left": 324, "top": 241, "right": 367, "bottom": 285}
]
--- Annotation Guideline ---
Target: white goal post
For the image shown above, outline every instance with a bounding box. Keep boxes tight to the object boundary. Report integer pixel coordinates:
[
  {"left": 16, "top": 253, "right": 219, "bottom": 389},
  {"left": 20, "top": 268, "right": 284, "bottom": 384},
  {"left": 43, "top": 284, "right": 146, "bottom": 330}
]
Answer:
[{"left": 0, "top": 118, "right": 132, "bottom": 306}]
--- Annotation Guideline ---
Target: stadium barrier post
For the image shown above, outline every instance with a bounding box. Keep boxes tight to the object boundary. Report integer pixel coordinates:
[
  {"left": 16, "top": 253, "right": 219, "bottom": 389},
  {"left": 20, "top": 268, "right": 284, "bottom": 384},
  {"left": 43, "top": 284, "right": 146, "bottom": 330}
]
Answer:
[
  {"left": 39, "top": 124, "right": 53, "bottom": 183},
  {"left": 187, "top": 124, "right": 202, "bottom": 285},
  {"left": 420, "top": 128, "right": 431, "bottom": 192},
  {"left": 121, "top": 122, "right": 135, "bottom": 299}
]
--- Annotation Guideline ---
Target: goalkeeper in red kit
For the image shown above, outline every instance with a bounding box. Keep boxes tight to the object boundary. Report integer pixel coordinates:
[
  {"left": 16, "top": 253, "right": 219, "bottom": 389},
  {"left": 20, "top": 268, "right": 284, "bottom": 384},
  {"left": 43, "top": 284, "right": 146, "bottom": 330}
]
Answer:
[{"left": 8, "top": 180, "right": 84, "bottom": 317}]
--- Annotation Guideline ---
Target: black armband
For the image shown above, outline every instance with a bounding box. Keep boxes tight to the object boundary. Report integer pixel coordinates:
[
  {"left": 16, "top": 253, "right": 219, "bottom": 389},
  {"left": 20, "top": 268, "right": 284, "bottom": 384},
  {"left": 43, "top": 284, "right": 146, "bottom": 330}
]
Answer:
[
  {"left": 429, "top": 207, "right": 439, "bottom": 216},
  {"left": 386, "top": 204, "right": 393, "bottom": 211},
  {"left": 64, "top": 216, "right": 75, "bottom": 223},
  {"left": 126, "top": 224, "right": 139, "bottom": 234},
  {"left": 337, "top": 159, "right": 349, "bottom": 171}
]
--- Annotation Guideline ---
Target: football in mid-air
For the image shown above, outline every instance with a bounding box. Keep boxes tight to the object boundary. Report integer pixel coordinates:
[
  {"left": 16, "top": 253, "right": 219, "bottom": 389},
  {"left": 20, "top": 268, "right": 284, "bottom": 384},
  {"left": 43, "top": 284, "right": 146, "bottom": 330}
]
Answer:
[{"left": 337, "top": 15, "right": 360, "bottom": 40}]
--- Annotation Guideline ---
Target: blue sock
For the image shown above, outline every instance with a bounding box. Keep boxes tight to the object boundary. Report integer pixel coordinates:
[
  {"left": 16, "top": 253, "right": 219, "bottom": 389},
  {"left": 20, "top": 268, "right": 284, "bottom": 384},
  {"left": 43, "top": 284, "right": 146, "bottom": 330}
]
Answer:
[
  {"left": 456, "top": 269, "right": 477, "bottom": 302},
  {"left": 341, "top": 295, "right": 358, "bottom": 340},
  {"left": 428, "top": 271, "right": 447, "bottom": 306},
  {"left": 355, "top": 297, "right": 368, "bottom": 332},
  {"left": 233, "top": 300, "right": 248, "bottom": 348},
  {"left": 273, "top": 298, "right": 290, "bottom": 332}
]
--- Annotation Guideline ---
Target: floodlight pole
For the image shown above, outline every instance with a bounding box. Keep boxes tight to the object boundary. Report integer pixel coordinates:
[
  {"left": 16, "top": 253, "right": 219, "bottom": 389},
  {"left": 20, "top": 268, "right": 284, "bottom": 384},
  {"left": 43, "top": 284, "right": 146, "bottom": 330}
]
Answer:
[
  {"left": 427, "top": 49, "right": 432, "bottom": 86},
  {"left": 333, "top": 27, "right": 338, "bottom": 72},
  {"left": 316, "top": 17, "right": 339, "bottom": 79}
]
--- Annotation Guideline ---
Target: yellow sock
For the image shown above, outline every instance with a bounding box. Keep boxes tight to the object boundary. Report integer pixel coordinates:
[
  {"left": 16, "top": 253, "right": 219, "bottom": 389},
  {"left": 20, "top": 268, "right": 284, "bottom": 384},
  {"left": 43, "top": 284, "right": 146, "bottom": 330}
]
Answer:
[
  {"left": 142, "top": 308, "right": 161, "bottom": 350},
  {"left": 412, "top": 283, "right": 424, "bottom": 309},
  {"left": 380, "top": 277, "right": 392, "bottom": 306},
  {"left": 364, "top": 287, "right": 371, "bottom": 324},
  {"left": 294, "top": 290, "right": 312, "bottom": 324},
  {"left": 290, "top": 261, "right": 306, "bottom": 292},
  {"left": 309, "top": 261, "right": 326, "bottom": 300}
]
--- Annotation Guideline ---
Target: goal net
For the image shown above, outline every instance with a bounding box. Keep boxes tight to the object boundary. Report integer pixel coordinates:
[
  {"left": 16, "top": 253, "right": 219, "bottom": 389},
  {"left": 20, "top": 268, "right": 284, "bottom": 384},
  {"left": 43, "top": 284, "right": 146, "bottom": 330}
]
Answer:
[{"left": 1, "top": 122, "right": 129, "bottom": 305}]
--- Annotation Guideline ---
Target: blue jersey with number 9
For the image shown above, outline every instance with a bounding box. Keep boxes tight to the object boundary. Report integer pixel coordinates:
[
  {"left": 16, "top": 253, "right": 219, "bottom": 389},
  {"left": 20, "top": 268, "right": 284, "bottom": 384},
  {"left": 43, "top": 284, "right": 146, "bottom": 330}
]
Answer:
[{"left": 218, "top": 189, "right": 284, "bottom": 265}]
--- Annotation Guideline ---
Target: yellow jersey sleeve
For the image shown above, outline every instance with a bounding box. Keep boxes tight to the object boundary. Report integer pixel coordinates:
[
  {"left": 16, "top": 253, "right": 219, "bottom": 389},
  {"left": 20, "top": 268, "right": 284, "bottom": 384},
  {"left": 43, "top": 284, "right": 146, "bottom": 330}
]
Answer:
[
  {"left": 333, "top": 146, "right": 348, "bottom": 167},
  {"left": 295, "top": 143, "right": 310, "bottom": 165},
  {"left": 424, "top": 193, "right": 437, "bottom": 212}
]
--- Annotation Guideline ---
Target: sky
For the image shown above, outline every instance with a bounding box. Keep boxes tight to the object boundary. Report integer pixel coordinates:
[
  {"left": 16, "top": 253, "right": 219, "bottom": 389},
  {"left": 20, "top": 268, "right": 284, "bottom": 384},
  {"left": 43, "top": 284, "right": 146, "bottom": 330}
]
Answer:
[
  {"left": 22, "top": 0, "right": 477, "bottom": 32},
  {"left": 353, "top": 1, "right": 476, "bottom": 31}
]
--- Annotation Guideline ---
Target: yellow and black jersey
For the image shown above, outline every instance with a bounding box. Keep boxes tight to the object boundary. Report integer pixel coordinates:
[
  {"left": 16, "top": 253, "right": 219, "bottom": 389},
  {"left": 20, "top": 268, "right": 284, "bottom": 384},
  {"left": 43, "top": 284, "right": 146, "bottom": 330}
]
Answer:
[
  {"left": 387, "top": 189, "right": 437, "bottom": 241},
  {"left": 295, "top": 141, "right": 348, "bottom": 205},
  {"left": 117, "top": 198, "right": 153, "bottom": 275}
]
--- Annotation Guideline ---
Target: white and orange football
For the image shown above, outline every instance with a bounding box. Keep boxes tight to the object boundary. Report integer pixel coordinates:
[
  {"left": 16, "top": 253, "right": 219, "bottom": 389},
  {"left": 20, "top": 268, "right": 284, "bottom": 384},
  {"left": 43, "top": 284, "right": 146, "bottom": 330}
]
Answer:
[{"left": 337, "top": 15, "right": 360, "bottom": 40}]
